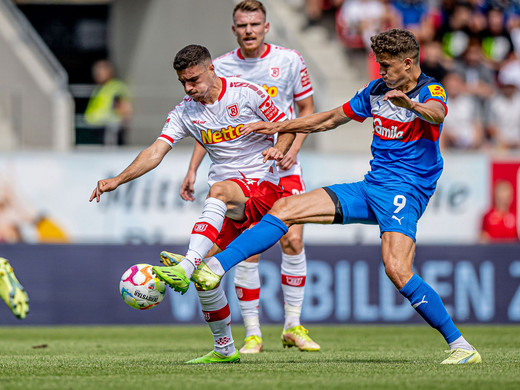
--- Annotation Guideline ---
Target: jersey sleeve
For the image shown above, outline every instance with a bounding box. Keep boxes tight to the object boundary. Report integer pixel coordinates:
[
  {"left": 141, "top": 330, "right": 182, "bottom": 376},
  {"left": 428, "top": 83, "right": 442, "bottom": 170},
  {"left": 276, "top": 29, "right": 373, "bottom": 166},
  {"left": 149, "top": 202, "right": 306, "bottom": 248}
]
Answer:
[
  {"left": 157, "top": 102, "right": 190, "bottom": 147},
  {"left": 420, "top": 82, "right": 448, "bottom": 113},
  {"left": 291, "top": 51, "right": 314, "bottom": 102},
  {"left": 342, "top": 82, "right": 373, "bottom": 122},
  {"left": 251, "top": 85, "right": 287, "bottom": 123}
]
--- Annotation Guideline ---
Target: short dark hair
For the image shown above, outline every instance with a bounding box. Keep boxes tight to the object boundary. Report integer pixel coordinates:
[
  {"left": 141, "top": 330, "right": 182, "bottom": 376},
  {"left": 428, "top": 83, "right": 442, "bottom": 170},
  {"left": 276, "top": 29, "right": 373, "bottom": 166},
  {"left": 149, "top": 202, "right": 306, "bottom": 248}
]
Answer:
[
  {"left": 173, "top": 45, "right": 212, "bottom": 71},
  {"left": 370, "top": 29, "right": 420, "bottom": 63},
  {"left": 233, "top": 0, "right": 266, "bottom": 21}
]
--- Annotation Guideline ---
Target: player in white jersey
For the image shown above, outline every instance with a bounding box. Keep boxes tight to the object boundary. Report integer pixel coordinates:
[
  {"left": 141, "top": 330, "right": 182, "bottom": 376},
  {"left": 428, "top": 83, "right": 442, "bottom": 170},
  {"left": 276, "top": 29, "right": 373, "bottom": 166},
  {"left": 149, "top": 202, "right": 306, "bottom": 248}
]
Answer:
[
  {"left": 166, "top": 0, "right": 319, "bottom": 354},
  {"left": 90, "top": 44, "right": 295, "bottom": 364}
]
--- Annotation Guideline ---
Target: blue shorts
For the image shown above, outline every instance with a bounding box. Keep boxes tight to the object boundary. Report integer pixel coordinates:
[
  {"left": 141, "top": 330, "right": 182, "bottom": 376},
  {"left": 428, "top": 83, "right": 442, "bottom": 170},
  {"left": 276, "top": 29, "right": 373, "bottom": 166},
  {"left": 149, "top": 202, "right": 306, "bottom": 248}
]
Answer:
[{"left": 324, "top": 181, "right": 429, "bottom": 241}]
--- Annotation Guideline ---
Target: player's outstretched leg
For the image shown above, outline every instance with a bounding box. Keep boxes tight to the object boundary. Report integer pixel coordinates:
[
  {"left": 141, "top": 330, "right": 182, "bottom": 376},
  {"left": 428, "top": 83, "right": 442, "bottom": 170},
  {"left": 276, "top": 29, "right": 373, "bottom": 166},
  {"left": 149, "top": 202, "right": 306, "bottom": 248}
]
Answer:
[
  {"left": 0, "top": 257, "right": 29, "bottom": 319},
  {"left": 153, "top": 251, "right": 197, "bottom": 294},
  {"left": 400, "top": 274, "right": 482, "bottom": 365},
  {"left": 234, "top": 261, "right": 263, "bottom": 354},
  {"left": 280, "top": 249, "right": 320, "bottom": 352},
  {"left": 152, "top": 264, "right": 190, "bottom": 294},
  {"left": 194, "top": 214, "right": 289, "bottom": 291},
  {"left": 185, "top": 285, "right": 240, "bottom": 364}
]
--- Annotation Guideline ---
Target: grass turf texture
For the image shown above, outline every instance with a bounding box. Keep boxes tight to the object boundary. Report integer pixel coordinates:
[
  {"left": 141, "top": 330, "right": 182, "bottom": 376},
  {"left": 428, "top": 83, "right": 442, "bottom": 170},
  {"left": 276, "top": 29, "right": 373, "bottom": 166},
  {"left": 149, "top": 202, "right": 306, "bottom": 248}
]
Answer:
[{"left": 0, "top": 325, "right": 519, "bottom": 390}]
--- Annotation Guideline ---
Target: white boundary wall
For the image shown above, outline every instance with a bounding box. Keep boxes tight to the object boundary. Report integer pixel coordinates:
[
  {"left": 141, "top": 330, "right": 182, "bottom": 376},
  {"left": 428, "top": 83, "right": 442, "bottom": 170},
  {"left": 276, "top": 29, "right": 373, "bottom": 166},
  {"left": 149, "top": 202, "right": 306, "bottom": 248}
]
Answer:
[{"left": 0, "top": 150, "right": 494, "bottom": 244}]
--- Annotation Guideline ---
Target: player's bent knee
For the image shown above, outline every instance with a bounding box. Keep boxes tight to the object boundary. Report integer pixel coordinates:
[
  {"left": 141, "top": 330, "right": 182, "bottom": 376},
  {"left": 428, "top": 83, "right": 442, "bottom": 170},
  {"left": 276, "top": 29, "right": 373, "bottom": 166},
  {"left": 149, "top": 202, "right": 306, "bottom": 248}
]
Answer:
[
  {"left": 269, "top": 197, "right": 293, "bottom": 223},
  {"left": 207, "top": 182, "right": 232, "bottom": 203},
  {"left": 383, "top": 261, "right": 413, "bottom": 289}
]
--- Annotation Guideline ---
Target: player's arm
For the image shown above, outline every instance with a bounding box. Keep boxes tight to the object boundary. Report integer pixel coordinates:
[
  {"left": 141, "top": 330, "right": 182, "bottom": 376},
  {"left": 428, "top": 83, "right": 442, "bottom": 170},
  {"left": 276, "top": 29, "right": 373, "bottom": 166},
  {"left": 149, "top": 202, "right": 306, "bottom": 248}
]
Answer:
[
  {"left": 244, "top": 105, "right": 351, "bottom": 136},
  {"left": 384, "top": 90, "right": 446, "bottom": 124},
  {"left": 180, "top": 141, "right": 207, "bottom": 202},
  {"left": 263, "top": 132, "right": 296, "bottom": 163},
  {"left": 89, "top": 139, "right": 171, "bottom": 203},
  {"left": 279, "top": 96, "right": 315, "bottom": 170}
]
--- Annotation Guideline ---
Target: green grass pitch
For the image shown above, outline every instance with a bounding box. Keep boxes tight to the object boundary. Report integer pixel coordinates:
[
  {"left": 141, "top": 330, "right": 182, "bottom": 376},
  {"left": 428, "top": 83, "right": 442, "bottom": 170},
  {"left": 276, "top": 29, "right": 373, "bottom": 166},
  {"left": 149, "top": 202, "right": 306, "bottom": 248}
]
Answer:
[{"left": 1, "top": 325, "right": 519, "bottom": 390}]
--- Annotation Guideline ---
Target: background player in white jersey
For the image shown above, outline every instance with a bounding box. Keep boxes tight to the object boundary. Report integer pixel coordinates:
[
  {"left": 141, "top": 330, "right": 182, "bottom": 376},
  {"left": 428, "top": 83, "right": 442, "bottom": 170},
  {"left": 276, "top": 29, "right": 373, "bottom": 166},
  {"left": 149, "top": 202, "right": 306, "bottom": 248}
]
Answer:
[
  {"left": 90, "top": 44, "right": 295, "bottom": 364},
  {"left": 166, "top": 0, "right": 319, "bottom": 354}
]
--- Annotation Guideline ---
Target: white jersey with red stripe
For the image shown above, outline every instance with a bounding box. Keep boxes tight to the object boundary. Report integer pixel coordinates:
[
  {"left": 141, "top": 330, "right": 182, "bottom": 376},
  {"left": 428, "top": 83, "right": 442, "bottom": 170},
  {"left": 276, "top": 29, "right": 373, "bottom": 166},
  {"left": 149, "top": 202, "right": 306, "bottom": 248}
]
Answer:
[
  {"left": 159, "top": 77, "right": 287, "bottom": 186},
  {"left": 213, "top": 43, "right": 313, "bottom": 177}
]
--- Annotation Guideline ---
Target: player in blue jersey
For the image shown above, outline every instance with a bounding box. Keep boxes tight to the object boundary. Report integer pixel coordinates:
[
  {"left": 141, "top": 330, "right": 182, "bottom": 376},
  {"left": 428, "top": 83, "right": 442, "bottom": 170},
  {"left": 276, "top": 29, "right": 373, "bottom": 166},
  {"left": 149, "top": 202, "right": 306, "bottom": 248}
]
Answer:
[{"left": 153, "top": 28, "right": 481, "bottom": 364}]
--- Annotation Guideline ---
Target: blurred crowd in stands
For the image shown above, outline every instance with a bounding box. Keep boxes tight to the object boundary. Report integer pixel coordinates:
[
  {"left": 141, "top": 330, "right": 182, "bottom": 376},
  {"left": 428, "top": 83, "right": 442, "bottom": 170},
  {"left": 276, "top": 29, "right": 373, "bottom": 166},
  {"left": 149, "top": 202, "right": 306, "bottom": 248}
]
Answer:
[{"left": 298, "top": 0, "right": 520, "bottom": 152}]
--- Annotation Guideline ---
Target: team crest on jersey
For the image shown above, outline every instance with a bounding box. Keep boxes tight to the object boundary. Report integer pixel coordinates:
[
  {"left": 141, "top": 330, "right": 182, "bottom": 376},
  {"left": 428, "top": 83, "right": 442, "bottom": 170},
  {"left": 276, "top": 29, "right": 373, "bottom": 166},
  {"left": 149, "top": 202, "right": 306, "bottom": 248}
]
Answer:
[
  {"left": 428, "top": 85, "right": 447, "bottom": 101},
  {"left": 270, "top": 67, "right": 280, "bottom": 79},
  {"left": 226, "top": 103, "right": 240, "bottom": 118}
]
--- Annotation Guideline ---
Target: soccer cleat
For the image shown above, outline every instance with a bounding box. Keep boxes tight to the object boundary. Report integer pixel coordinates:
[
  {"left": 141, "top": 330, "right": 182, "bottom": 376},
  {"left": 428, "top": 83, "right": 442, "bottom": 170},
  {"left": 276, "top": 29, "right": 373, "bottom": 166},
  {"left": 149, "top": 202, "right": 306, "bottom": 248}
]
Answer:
[
  {"left": 0, "top": 258, "right": 29, "bottom": 320},
  {"left": 159, "top": 251, "right": 202, "bottom": 285},
  {"left": 159, "top": 251, "right": 184, "bottom": 267},
  {"left": 239, "top": 335, "right": 263, "bottom": 354},
  {"left": 152, "top": 265, "right": 190, "bottom": 295},
  {"left": 281, "top": 325, "right": 321, "bottom": 352},
  {"left": 192, "top": 261, "right": 222, "bottom": 290},
  {"left": 185, "top": 350, "right": 240, "bottom": 364},
  {"left": 441, "top": 348, "right": 482, "bottom": 365}
]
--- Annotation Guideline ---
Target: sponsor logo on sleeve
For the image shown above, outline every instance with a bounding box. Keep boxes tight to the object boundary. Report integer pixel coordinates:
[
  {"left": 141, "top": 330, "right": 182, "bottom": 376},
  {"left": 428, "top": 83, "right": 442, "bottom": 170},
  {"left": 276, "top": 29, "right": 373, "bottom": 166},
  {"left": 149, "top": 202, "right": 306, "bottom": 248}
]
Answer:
[
  {"left": 428, "top": 85, "right": 447, "bottom": 101},
  {"left": 300, "top": 67, "right": 311, "bottom": 87},
  {"left": 259, "top": 96, "right": 280, "bottom": 121}
]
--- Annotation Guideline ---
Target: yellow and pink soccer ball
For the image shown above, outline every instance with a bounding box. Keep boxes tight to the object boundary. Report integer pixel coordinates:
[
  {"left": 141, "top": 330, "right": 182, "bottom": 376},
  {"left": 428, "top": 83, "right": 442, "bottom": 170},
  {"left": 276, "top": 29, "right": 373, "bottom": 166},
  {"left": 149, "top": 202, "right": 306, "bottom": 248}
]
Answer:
[{"left": 119, "top": 263, "right": 166, "bottom": 310}]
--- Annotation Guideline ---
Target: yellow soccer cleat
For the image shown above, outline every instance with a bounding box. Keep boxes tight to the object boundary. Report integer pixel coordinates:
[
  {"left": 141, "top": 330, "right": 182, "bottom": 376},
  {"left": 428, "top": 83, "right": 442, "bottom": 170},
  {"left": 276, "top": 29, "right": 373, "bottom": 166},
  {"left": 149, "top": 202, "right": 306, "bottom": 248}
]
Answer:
[
  {"left": 441, "top": 348, "right": 482, "bottom": 365},
  {"left": 281, "top": 325, "right": 321, "bottom": 352},
  {"left": 0, "top": 258, "right": 29, "bottom": 320},
  {"left": 239, "top": 335, "right": 263, "bottom": 354},
  {"left": 192, "top": 261, "right": 222, "bottom": 290},
  {"left": 152, "top": 265, "right": 190, "bottom": 295},
  {"left": 159, "top": 251, "right": 184, "bottom": 267},
  {"left": 185, "top": 350, "right": 240, "bottom": 364}
]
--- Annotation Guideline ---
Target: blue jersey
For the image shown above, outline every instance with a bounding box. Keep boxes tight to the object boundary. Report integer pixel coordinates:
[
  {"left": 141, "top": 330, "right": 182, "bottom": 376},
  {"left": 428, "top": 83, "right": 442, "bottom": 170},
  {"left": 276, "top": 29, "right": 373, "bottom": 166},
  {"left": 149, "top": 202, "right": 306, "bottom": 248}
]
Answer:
[{"left": 343, "top": 73, "right": 447, "bottom": 199}]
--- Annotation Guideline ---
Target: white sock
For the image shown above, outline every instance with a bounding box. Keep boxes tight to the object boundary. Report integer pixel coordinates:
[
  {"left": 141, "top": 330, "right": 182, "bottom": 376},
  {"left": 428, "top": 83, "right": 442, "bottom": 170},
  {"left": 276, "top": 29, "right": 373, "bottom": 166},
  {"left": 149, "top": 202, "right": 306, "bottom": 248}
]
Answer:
[
  {"left": 205, "top": 256, "right": 226, "bottom": 276},
  {"left": 234, "top": 262, "right": 261, "bottom": 337},
  {"left": 184, "top": 197, "right": 226, "bottom": 278},
  {"left": 244, "top": 316, "right": 261, "bottom": 338},
  {"left": 179, "top": 259, "right": 195, "bottom": 276},
  {"left": 281, "top": 250, "right": 306, "bottom": 329},
  {"left": 284, "top": 307, "right": 302, "bottom": 330},
  {"left": 448, "top": 335, "right": 473, "bottom": 350},
  {"left": 197, "top": 285, "right": 235, "bottom": 356}
]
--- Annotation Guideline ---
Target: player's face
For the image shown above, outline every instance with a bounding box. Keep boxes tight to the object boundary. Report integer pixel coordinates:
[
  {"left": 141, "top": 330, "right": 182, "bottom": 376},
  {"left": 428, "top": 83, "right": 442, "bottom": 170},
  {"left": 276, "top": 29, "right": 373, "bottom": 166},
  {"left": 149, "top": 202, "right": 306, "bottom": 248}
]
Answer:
[
  {"left": 232, "top": 9, "right": 269, "bottom": 57},
  {"left": 176, "top": 62, "right": 215, "bottom": 102},
  {"left": 376, "top": 53, "right": 413, "bottom": 90}
]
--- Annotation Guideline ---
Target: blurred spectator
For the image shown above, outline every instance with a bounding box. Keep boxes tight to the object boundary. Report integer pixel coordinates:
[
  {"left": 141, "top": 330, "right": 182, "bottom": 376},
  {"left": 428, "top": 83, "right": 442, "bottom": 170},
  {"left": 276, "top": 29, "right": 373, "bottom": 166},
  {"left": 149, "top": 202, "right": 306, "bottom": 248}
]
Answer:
[
  {"left": 481, "top": 6, "right": 515, "bottom": 69},
  {"left": 0, "top": 177, "right": 68, "bottom": 243},
  {"left": 454, "top": 40, "right": 496, "bottom": 124},
  {"left": 487, "top": 68, "right": 520, "bottom": 149},
  {"left": 336, "top": 0, "right": 401, "bottom": 49},
  {"left": 497, "top": 56, "right": 520, "bottom": 89},
  {"left": 440, "top": 72, "right": 484, "bottom": 149},
  {"left": 392, "top": 0, "right": 438, "bottom": 43},
  {"left": 303, "top": 0, "right": 343, "bottom": 30},
  {"left": 480, "top": 180, "right": 518, "bottom": 242},
  {"left": 434, "top": 1, "right": 484, "bottom": 58},
  {"left": 84, "top": 60, "right": 132, "bottom": 146},
  {"left": 420, "top": 40, "right": 454, "bottom": 81}
]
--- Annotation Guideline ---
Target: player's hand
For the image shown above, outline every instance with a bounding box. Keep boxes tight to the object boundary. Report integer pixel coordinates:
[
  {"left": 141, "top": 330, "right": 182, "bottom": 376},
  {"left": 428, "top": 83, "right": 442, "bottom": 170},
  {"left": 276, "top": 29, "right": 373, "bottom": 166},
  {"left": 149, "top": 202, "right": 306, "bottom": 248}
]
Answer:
[
  {"left": 383, "top": 90, "right": 414, "bottom": 110},
  {"left": 89, "top": 177, "right": 120, "bottom": 203},
  {"left": 242, "top": 121, "right": 278, "bottom": 136},
  {"left": 278, "top": 149, "right": 297, "bottom": 170},
  {"left": 180, "top": 171, "right": 196, "bottom": 202},
  {"left": 262, "top": 147, "right": 284, "bottom": 163}
]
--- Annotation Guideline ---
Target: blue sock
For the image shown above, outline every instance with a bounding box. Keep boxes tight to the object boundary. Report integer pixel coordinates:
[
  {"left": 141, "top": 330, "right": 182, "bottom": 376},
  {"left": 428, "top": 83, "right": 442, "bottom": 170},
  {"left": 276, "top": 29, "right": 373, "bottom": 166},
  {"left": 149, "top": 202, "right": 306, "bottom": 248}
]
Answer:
[
  {"left": 215, "top": 214, "right": 288, "bottom": 272},
  {"left": 400, "top": 274, "right": 461, "bottom": 343}
]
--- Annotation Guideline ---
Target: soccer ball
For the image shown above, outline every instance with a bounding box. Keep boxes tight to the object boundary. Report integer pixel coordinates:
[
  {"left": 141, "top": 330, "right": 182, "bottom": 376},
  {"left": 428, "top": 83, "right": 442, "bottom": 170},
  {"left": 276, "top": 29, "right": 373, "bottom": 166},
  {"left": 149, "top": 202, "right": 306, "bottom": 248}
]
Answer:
[{"left": 119, "top": 263, "right": 166, "bottom": 310}]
